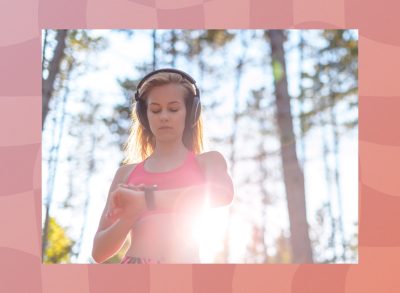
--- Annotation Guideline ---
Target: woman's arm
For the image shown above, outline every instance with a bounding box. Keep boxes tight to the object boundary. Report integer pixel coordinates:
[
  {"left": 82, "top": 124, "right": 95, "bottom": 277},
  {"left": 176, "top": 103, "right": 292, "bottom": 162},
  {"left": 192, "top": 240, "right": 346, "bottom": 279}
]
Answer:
[
  {"left": 94, "top": 151, "right": 234, "bottom": 259},
  {"left": 154, "top": 151, "right": 234, "bottom": 211},
  {"left": 92, "top": 217, "right": 136, "bottom": 264},
  {"left": 92, "top": 164, "right": 144, "bottom": 264}
]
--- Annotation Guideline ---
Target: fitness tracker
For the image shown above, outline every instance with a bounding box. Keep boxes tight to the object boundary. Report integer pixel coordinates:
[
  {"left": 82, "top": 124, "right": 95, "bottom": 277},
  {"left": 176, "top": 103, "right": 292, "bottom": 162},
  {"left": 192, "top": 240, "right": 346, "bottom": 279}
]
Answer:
[{"left": 144, "top": 184, "right": 158, "bottom": 210}]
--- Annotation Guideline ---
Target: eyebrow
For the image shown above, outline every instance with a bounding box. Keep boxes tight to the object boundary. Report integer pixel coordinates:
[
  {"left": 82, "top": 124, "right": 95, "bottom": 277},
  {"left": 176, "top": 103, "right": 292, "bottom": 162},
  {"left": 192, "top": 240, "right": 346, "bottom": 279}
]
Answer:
[{"left": 149, "top": 101, "right": 180, "bottom": 106}]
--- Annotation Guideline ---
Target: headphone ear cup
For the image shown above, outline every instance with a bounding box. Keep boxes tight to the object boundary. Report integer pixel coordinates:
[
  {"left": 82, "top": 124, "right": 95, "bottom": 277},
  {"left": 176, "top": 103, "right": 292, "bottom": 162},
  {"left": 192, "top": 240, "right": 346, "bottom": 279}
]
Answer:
[
  {"left": 136, "top": 99, "right": 149, "bottom": 130},
  {"left": 189, "top": 96, "right": 201, "bottom": 128}
]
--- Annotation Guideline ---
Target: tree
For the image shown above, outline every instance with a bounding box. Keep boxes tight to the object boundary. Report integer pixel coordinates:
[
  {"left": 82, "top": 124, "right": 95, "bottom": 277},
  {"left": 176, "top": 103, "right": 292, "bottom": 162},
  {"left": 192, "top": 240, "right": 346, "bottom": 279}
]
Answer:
[
  {"left": 297, "top": 30, "right": 358, "bottom": 262},
  {"left": 42, "top": 30, "right": 107, "bottom": 262},
  {"left": 42, "top": 30, "right": 68, "bottom": 129},
  {"left": 43, "top": 217, "right": 74, "bottom": 264},
  {"left": 267, "top": 30, "right": 314, "bottom": 263}
]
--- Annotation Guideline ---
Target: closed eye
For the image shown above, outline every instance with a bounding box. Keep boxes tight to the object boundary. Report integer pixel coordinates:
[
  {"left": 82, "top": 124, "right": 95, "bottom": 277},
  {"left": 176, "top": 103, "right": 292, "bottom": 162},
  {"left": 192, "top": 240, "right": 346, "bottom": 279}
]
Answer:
[{"left": 151, "top": 109, "right": 179, "bottom": 113}]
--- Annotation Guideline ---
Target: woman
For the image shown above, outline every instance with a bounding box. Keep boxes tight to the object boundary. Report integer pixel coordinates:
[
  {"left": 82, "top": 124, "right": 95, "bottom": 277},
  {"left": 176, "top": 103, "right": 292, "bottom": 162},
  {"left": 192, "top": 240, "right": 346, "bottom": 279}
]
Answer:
[{"left": 92, "top": 68, "right": 234, "bottom": 264}]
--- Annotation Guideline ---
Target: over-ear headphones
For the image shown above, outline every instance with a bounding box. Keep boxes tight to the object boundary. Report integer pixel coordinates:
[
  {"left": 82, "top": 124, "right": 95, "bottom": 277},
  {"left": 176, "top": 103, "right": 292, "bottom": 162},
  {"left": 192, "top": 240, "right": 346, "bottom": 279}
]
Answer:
[{"left": 134, "top": 68, "right": 201, "bottom": 131}]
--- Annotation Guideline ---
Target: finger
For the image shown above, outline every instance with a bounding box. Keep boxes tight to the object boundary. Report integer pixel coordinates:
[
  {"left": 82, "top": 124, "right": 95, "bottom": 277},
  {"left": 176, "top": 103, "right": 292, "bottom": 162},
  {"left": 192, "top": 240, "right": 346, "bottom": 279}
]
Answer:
[
  {"left": 106, "top": 210, "right": 113, "bottom": 219},
  {"left": 107, "top": 211, "right": 116, "bottom": 220},
  {"left": 119, "top": 183, "right": 132, "bottom": 189},
  {"left": 108, "top": 206, "right": 123, "bottom": 219},
  {"left": 113, "top": 193, "right": 120, "bottom": 207},
  {"left": 127, "top": 184, "right": 145, "bottom": 191},
  {"left": 111, "top": 208, "right": 123, "bottom": 219},
  {"left": 112, "top": 195, "right": 116, "bottom": 205},
  {"left": 122, "top": 184, "right": 142, "bottom": 191}
]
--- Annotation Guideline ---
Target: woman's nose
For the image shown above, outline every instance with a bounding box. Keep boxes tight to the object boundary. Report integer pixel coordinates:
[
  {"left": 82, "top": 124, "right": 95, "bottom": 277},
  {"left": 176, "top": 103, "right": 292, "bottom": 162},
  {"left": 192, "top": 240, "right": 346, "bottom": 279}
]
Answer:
[{"left": 160, "top": 109, "right": 169, "bottom": 121}]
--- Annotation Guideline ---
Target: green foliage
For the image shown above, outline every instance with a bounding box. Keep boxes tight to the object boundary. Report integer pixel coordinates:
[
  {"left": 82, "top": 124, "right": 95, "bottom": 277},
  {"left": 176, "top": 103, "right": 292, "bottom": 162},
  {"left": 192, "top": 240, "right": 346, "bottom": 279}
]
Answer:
[
  {"left": 43, "top": 217, "right": 74, "bottom": 264},
  {"left": 67, "top": 30, "right": 107, "bottom": 52},
  {"left": 270, "top": 231, "right": 292, "bottom": 263},
  {"left": 202, "top": 30, "right": 235, "bottom": 47},
  {"left": 298, "top": 30, "right": 358, "bottom": 135},
  {"left": 183, "top": 30, "right": 235, "bottom": 57}
]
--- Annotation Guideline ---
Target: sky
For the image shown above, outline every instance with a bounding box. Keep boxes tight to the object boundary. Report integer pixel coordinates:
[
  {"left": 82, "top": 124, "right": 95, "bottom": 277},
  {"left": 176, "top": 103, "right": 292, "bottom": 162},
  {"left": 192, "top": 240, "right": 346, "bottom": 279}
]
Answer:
[{"left": 42, "top": 29, "right": 358, "bottom": 264}]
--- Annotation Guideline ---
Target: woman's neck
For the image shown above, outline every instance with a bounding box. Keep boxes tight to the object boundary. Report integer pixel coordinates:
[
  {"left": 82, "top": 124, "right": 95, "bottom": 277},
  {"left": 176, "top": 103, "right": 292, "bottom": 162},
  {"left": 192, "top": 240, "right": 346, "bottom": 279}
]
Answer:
[
  {"left": 145, "top": 141, "right": 189, "bottom": 172},
  {"left": 151, "top": 141, "right": 188, "bottom": 159}
]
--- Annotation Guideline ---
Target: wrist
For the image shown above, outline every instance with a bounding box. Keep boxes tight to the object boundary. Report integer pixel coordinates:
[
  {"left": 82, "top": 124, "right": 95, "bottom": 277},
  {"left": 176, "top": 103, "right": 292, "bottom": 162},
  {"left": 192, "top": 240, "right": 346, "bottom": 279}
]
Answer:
[{"left": 144, "top": 184, "right": 158, "bottom": 210}]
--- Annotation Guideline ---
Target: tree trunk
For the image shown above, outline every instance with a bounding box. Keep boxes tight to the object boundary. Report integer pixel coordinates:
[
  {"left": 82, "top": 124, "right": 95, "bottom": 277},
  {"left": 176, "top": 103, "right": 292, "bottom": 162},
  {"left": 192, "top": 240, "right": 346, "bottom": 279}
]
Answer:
[
  {"left": 42, "top": 29, "right": 68, "bottom": 130},
  {"left": 267, "top": 30, "right": 313, "bottom": 263},
  {"left": 42, "top": 71, "right": 71, "bottom": 261},
  {"left": 152, "top": 30, "right": 157, "bottom": 70}
]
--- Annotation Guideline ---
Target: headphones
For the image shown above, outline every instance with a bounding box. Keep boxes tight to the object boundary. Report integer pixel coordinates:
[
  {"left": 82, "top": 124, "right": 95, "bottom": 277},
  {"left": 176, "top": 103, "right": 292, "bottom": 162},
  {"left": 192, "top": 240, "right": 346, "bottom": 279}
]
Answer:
[{"left": 134, "top": 68, "right": 201, "bottom": 131}]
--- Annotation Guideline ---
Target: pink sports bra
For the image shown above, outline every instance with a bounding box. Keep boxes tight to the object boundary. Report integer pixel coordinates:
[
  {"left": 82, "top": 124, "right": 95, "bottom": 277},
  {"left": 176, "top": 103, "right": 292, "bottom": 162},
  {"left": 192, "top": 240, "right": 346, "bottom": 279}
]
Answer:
[{"left": 126, "top": 150, "right": 206, "bottom": 220}]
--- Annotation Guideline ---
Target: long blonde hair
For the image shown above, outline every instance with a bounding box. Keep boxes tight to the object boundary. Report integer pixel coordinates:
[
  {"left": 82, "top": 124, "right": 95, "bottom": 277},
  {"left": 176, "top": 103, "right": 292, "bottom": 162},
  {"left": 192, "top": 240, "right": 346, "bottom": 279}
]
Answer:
[{"left": 122, "top": 71, "right": 203, "bottom": 164}]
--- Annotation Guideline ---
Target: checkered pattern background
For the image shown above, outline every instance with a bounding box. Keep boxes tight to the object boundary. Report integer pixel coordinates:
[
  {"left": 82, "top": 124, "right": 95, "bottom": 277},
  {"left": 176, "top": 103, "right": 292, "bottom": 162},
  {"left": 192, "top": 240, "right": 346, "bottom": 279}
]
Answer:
[{"left": 1, "top": 0, "right": 400, "bottom": 292}]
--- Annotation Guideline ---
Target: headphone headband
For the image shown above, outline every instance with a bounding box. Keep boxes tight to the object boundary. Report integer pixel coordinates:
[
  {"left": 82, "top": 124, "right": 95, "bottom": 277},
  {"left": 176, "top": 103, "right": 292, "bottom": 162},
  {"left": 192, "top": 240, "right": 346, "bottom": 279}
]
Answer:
[{"left": 135, "top": 68, "right": 199, "bottom": 101}]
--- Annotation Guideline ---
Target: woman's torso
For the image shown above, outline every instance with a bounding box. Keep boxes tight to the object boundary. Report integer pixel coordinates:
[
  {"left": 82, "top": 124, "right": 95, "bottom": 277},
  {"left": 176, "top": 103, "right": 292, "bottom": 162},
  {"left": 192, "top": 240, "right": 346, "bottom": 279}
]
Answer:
[{"left": 123, "top": 150, "right": 205, "bottom": 263}]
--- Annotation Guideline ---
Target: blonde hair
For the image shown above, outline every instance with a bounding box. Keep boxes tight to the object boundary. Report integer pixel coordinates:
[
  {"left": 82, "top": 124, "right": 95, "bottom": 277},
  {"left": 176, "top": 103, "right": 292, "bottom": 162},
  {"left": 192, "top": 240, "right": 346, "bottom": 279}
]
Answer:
[{"left": 122, "top": 71, "right": 203, "bottom": 164}]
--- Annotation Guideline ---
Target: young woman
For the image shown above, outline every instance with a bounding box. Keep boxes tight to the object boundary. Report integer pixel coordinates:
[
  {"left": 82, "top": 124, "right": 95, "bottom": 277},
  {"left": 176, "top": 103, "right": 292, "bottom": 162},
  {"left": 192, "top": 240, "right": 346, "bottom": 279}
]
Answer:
[{"left": 92, "top": 68, "right": 234, "bottom": 264}]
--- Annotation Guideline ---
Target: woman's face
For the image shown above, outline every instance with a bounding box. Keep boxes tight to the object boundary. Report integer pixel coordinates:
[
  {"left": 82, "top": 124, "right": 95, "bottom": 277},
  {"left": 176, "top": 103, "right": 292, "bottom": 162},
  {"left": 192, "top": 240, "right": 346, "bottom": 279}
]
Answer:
[{"left": 146, "top": 83, "right": 187, "bottom": 142}]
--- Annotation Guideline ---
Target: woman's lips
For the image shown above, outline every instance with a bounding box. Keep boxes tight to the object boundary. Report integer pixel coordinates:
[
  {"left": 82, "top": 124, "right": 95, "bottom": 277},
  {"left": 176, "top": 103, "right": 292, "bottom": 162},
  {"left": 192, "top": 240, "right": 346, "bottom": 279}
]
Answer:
[{"left": 159, "top": 127, "right": 172, "bottom": 130}]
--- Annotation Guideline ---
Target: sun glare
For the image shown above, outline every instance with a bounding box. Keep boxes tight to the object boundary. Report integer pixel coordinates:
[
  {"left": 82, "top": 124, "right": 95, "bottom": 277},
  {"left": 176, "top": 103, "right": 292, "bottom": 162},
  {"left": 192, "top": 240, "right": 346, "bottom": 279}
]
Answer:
[{"left": 192, "top": 192, "right": 230, "bottom": 263}]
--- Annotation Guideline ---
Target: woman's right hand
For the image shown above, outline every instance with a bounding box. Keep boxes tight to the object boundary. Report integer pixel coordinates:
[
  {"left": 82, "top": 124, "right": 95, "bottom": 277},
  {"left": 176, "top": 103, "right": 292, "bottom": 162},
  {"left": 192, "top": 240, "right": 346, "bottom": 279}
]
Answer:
[{"left": 106, "top": 184, "right": 146, "bottom": 222}]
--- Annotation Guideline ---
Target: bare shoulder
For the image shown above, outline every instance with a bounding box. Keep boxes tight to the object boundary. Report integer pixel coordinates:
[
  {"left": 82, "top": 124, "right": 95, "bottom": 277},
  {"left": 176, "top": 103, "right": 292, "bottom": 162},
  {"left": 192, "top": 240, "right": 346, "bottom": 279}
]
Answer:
[
  {"left": 116, "top": 163, "right": 139, "bottom": 184},
  {"left": 195, "top": 151, "right": 228, "bottom": 172}
]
